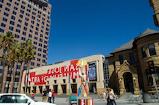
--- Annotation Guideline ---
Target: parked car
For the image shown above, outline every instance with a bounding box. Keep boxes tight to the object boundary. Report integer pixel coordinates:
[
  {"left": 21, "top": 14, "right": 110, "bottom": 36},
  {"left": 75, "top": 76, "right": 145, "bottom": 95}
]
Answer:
[{"left": 0, "top": 93, "right": 56, "bottom": 105}]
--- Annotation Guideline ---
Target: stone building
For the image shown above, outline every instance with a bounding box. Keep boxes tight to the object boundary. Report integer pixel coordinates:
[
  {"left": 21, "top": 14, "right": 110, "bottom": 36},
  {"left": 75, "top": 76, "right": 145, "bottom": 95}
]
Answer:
[
  {"left": 106, "top": 29, "right": 159, "bottom": 96},
  {"left": 150, "top": 0, "right": 159, "bottom": 26}
]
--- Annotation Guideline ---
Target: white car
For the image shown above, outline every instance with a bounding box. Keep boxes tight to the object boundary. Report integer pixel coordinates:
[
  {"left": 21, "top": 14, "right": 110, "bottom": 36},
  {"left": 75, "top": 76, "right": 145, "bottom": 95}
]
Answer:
[{"left": 0, "top": 93, "right": 56, "bottom": 105}]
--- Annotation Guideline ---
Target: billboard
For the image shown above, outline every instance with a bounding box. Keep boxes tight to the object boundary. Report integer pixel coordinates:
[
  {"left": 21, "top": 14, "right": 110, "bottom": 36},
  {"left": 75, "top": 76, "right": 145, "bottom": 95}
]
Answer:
[{"left": 88, "top": 62, "right": 97, "bottom": 81}]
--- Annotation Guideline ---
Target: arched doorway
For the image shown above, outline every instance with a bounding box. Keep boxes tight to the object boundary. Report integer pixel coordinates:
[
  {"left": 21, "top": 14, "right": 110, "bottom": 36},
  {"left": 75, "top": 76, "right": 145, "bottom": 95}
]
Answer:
[{"left": 123, "top": 72, "right": 134, "bottom": 93}]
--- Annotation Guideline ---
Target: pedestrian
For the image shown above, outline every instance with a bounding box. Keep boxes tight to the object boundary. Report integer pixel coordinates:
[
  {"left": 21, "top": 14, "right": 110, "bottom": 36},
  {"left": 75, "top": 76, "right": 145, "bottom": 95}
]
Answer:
[
  {"left": 106, "top": 88, "right": 117, "bottom": 105},
  {"left": 31, "top": 90, "right": 35, "bottom": 100},
  {"left": 42, "top": 89, "right": 47, "bottom": 102},
  {"left": 52, "top": 90, "right": 55, "bottom": 103},
  {"left": 48, "top": 89, "right": 52, "bottom": 103},
  {"left": 103, "top": 91, "right": 106, "bottom": 101}
]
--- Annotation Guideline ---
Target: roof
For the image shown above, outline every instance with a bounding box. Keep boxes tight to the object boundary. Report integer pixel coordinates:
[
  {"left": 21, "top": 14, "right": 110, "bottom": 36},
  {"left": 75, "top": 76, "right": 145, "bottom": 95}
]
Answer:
[
  {"left": 112, "top": 40, "right": 134, "bottom": 53},
  {"left": 136, "top": 28, "right": 158, "bottom": 39},
  {"left": 112, "top": 29, "right": 158, "bottom": 53}
]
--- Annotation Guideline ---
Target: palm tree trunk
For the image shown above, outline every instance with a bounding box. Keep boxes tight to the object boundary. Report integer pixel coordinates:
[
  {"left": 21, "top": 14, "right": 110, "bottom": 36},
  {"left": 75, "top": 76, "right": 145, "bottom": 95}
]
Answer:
[
  {"left": 1, "top": 65, "right": 9, "bottom": 93},
  {"left": 10, "top": 63, "right": 16, "bottom": 93},
  {"left": 18, "top": 62, "right": 25, "bottom": 93},
  {"left": 25, "top": 62, "right": 31, "bottom": 93}
]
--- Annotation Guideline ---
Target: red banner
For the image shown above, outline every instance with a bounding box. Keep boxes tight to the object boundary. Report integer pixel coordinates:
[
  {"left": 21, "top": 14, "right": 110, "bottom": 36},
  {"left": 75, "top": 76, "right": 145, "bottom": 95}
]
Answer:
[{"left": 25, "top": 60, "right": 86, "bottom": 85}]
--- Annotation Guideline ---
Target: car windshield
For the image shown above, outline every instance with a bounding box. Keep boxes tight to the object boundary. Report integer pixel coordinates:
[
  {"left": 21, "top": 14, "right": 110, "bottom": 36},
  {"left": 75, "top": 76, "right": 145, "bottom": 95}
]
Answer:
[{"left": 0, "top": 95, "right": 29, "bottom": 103}]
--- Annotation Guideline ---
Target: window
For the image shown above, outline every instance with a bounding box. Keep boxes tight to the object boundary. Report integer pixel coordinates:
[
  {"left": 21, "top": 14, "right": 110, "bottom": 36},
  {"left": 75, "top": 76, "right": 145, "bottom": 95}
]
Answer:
[
  {"left": 24, "top": 22, "right": 28, "bottom": 26},
  {"left": 20, "top": 10, "right": 24, "bottom": 14},
  {"left": 6, "top": 2, "right": 11, "bottom": 7},
  {"left": 28, "top": 4, "right": 31, "bottom": 8},
  {"left": 141, "top": 44, "right": 156, "bottom": 58},
  {"left": 27, "top": 9, "right": 31, "bottom": 12},
  {"left": 14, "top": 6, "right": 18, "bottom": 10},
  {"left": 9, "top": 26, "right": 14, "bottom": 31},
  {"left": 42, "top": 59, "right": 46, "bottom": 63},
  {"left": 3, "top": 17, "right": 7, "bottom": 22},
  {"left": 37, "top": 64, "right": 40, "bottom": 66},
  {"left": 11, "top": 15, "right": 15, "bottom": 20},
  {"left": 35, "top": 31, "right": 38, "bottom": 35},
  {"left": 21, "top": 37, "right": 26, "bottom": 41},
  {"left": 72, "top": 79, "right": 76, "bottom": 83},
  {"left": 1, "top": 23, "right": 6, "bottom": 27},
  {"left": 26, "top": 13, "right": 30, "bottom": 16},
  {"left": 5, "top": 7, "right": 10, "bottom": 11},
  {"left": 21, "top": 5, "right": 25, "bottom": 9},
  {"left": 39, "top": 38, "right": 43, "bottom": 42},
  {"left": 30, "top": 29, "right": 33, "bottom": 33},
  {"left": 43, "top": 50, "right": 47, "bottom": 53},
  {"left": 13, "top": 11, "right": 16, "bottom": 15},
  {"left": 4, "top": 12, "right": 9, "bottom": 16},
  {"left": 44, "top": 45, "right": 47, "bottom": 48},
  {"left": 149, "top": 44, "right": 156, "bottom": 56},
  {"left": 29, "top": 34, "right": 32, "bottom": 38},
  {"left": 10, "top": 21, "right": 14, "bottom": 25},
  {"left": 25, "top": 17, "right": 29, "bottom": 21},
  {"left": 63, "top": 79, "right": 66, "bottom": 83},
  {"left": 119, "top": 54, "right": 124, "bottom": 64},
  {"left": 15, "top": 34, "right": 19, "bottom": 38},
  {"left": 37, "top": 58, "right": 41, "bottom": 61},
  {"left": 39, "top": 43, "right": 42, "bottom": 47},
  {"left": 38, "top": 48, "right": 42, "bottom": 51},
  {"left": 0, "top": 0, "right": 4, "bottom": 3},
  {"left": 22, "top": 31, "right": 26, "bottom": 36},
  {"left": 31, "top": 62, "right": 34, "bottom": 66},
  {"left": 22, "top": 1, "right": 26, "bottom": 5},
  {"left": 129, "top": 52, "right": 136, "bottom": 65},
  {"left": 17, "top": 24, "right": 21, "bottom": 28},
  {"left": 19, "top": 14, "right": 23, "bottom": 18},
  {"left": 38, "top": 53, "right": 41, "bottom": 56},
  {"left": 0, "top": 4, "right": 2, "bottom": 8},
  {"left": 14, "top": 2, "right": 19, "bottom": 6},
  {"left": 43, "top": 54, "right": 46, "bottom": 58},
  {"left": 0, "top": 28, "right": 4, "bottom": 32},
  {"left": 18, "top": 19, "right": 22, "bottom": 23},
  {"left": 0, "top": 95, "right": 28, "bottom": 103}
]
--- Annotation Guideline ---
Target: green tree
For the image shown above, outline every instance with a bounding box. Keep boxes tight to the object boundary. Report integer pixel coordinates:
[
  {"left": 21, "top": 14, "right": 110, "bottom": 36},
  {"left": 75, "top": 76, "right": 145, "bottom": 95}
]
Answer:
[
  {"left": 18, "top": 39, "right": 35, "bottom": 93},
  {"left": 0, "top": 32, "right": 15, "bottom": 93},
  {"left": 0, "top": 32, "right": 35, "bottom": 93}
]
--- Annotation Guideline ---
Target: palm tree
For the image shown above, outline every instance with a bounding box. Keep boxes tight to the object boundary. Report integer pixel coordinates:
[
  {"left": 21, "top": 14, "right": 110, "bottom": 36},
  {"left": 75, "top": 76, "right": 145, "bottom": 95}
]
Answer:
[
  {"left": 0, "top": 32, "right": 15, "bottom": 93},
  {"left": 0, "top": 32, "right": 35, "bottom": 93},
  {"left": 18, "top": 39, "right": 35, "bottom": 93}
]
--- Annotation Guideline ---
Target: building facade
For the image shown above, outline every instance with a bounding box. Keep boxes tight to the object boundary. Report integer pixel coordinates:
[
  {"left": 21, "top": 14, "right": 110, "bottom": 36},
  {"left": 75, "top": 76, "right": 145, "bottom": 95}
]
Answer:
[
  {"left": 106, "top": 29, "right": 159, "bottom": 96},
  {"left": 21, "top": 55, "right": 106, "bottom": 95},
  {"left": 150, "top": 0, "right": 159, "bottom": 26},
  {"left": 0, "top": 0, "right": 51, "bottom": 92}
]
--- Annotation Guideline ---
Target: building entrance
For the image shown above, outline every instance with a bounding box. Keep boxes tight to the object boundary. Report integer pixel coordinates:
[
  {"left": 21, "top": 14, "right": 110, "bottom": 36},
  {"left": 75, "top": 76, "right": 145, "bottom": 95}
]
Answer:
[
  {"left": 71, "top": 84, "right": 77, "bottom": 93},
  {"left": 61, "top": 84, "right": 66, "bottom": 93},
  {"left": 39, "top": 86, "right": 43, "bottom": 94},
  {"left": 89, "top": 83, "right": 96, "bottom": 93},
  {"left": 53, "top": 85, "right": 58, "bottom": 93},
  {"left": 123, "top": 72, "right": 134, "bottom": 93}
]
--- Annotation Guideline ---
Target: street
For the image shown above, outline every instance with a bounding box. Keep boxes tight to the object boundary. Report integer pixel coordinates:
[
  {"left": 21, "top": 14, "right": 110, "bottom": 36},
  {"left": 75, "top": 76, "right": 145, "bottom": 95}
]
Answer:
[{"left": 34, "top": 96, "right": 159, "bottom": 105}]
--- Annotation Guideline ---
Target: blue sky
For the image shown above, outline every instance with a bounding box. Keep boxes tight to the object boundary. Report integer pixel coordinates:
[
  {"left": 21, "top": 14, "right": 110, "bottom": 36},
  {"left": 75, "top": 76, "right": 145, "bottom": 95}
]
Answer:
[{"left": 48, "top": 0, "right": 157, "bottom": 64}]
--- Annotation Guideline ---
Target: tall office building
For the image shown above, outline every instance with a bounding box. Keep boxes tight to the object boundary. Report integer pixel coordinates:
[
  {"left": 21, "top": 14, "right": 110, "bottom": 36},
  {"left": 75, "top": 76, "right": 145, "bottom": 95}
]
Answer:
[
  {"left": 0, "top": 0, "right": 51, "bottom": 92},
  {"left": 150, "top": 0, "right": 159, "bottom": 26}
]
